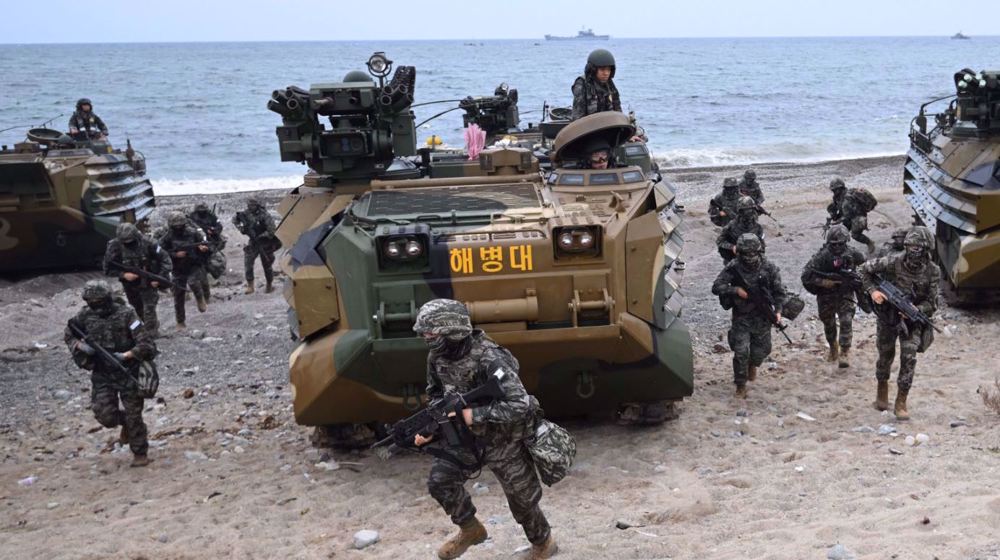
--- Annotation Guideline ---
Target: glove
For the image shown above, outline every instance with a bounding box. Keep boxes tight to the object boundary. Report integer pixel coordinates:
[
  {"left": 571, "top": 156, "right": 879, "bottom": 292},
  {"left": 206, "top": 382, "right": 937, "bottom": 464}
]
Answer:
[
  {"left": 76, "top": 342, "right": 96, "bottom": 356},
  {"left": 113, "top": 352, "right": 130, "bottom": 362}
]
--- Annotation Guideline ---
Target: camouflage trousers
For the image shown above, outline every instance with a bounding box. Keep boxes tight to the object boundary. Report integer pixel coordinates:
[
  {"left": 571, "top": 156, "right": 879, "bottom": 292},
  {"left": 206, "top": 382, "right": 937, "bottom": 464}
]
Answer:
[
  {"left": 848, "top": 216, "right": 873, "bottom": 249},
  {"left": 428, "top": 443, "right": 550, "bottom": 545},
  {"left": 816, "top": 293, "right": 856, "bottom": 349},
  {"left": 171, "top": 266, "right": 207, "bottom": 325},
  {"left": 727, "top": 314, "right": 772, "bottom": 385},
  {"left": 91, "top": 371, "right": 147, "bottom": 455},
  {"left": 243, "top": 243, "right": 275, "bottom": 284},
  {"left": 875, "top": 320, "right": 921, "bottom": 390},
  {"left": 122, "top": 285, "right": 160, "bottom": 335}
]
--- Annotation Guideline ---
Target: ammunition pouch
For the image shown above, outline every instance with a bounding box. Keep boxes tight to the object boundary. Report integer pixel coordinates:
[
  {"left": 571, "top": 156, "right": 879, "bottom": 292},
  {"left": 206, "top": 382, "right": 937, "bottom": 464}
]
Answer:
[
  {"left": 206, "top": 251, "right": 226, "bottom": 279},
  {"left": 135, "top": 360, "right": 159, "bottom": 398},
  {"left": 917, "top": 325, "right": 934, "bottom": 353},
  {"left": 526, "top": 418, "right": 576, "bottom": 486},
  {"left": 781, "top": 293, "right": 805, "bottom": 321}
]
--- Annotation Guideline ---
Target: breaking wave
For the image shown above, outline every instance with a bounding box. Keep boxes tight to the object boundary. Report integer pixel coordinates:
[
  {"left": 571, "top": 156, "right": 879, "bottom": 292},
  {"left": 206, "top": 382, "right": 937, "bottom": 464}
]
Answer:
[
  {"left": 653, "top": 145, "right": 904, "bottom": 169},
  {"left": 152, "top": 176, "right": 302, "bottom": 196}
]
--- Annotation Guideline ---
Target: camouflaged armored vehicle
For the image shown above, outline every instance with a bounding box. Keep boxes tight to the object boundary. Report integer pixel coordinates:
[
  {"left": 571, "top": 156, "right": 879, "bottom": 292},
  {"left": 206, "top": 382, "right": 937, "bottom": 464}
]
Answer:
[
  {"left": 268, "top": 53, "right": 692, "bottom": 444},
  {"left": 905, "top": 69, "right": 1000, "bottom": 304},
  {"left": 0, "top": 128, "right": 155, "bottom": 272}
]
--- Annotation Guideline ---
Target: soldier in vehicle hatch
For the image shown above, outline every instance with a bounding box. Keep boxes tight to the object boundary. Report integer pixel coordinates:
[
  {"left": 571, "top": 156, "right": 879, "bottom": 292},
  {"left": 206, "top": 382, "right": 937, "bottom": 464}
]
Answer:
[
  {"left": 68, "top": 98, "right": 109, "bottom": 141},
  {"left": 571, "top": 49, "right": 622, "bottom": 120},
  {"left": 709, "top": 177, "right": 742, "bottom": 227},
  {"left": 581, "top": 137, "right": 612, "bottom": 170}
]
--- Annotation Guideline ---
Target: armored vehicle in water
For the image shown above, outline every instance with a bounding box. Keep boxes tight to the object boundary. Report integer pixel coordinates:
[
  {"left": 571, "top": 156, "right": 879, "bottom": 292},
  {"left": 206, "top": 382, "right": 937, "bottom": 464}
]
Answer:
[
  {"left": 904, "top": 69, "right": 1000, "bottom": 304},
  {"left": 0, "top": 129, "right": 155, "bottom": 272},
  {"left": 269, "top": 52, "right": 691, "bottom": 444}
]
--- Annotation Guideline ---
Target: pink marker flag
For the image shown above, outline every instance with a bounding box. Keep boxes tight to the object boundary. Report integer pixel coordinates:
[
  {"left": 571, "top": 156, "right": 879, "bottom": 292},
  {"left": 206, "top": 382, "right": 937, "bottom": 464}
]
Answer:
[{"left": 465, "top": 124, "right": 486, "bottom": 160}]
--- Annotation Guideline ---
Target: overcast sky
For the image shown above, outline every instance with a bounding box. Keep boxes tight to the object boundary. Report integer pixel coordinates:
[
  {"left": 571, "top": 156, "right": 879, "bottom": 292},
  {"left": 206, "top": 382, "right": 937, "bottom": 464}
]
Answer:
[{"left": 1, "top": 0, "right": 997, "bottom": 43}]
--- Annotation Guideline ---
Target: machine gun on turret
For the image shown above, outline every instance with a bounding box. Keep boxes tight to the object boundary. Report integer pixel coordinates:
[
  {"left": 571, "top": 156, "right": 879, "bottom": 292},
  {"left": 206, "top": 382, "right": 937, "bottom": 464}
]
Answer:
[{"left": 459, "top": 83, "right": 520, "bottom": 141}]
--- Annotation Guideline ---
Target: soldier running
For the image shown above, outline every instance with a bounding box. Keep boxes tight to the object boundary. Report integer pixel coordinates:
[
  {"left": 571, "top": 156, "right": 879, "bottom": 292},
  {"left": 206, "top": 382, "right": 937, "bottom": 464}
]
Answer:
[
  {"left": 717, "top": 196, "right": 766, "bottom": 264},
  {"left": 709, "top": 177, "right": 742, "bottom": 227},
  {"left": 233, "top": 196, "right": 278, "bottom": 294},
  {"left": 825, "top": 178, "right": 847, "bottom": 228},
  {"left": 413, "top": 299, "right": 557, "bottom": 560},
  {"left": 859, "top": 227, "right": 939, "bottom": 421},
  {"left": 158, "top": 211, "right": 210, "bottom": 329},
  {"left": 712, "top": 234, "right": 789, "bottom": 398},
  {"left": 800, "top": 225, "right": 867, "bottom": 368},
  {"left": 738, "top": 169, "right": 764, "bottom": 205},
  {"left": 103, "top": 223, "right": 171, "bottom": 337},
  {"left": 188, "top": 202, "right": 226, "bottom": 298},
  {"left": 65, "top": 280, "right": 157, "bottom": 467}
]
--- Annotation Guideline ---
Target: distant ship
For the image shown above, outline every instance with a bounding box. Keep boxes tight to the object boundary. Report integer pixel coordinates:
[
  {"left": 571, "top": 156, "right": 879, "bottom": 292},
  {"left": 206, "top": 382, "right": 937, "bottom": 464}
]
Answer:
[
  {"left": 951, "top": 32, "right": 971, "bottom": 40},
  {"left": 545, "top": 28, "right": 609, "bottom": 41}
]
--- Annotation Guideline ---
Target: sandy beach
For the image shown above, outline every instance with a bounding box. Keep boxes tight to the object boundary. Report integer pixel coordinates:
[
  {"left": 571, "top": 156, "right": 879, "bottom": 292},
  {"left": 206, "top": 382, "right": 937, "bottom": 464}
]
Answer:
[{"left": 2, "top": 155, "right": 999, "bottom": 560}]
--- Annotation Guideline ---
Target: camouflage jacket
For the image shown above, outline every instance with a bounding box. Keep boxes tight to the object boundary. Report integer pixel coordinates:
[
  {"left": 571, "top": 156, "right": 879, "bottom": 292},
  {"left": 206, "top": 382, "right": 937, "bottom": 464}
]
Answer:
[
  {"left": 827, "top": 193, "right": 845, "bottom": 223},
  {"left": 840, "top": 197, "right": 867, "bottom": 229},
  {"left": 739, "top": 179, "right": 764, "bottom": 205},
  {"left": 68, "top": 111, "right": 108, "bottom": 136},
  {"left": 103, "top": 236, "right": 171, "bottom": 287},
  {"left": 158, "top": 225, "right": 208, "bottom": 269},
  {"left": 189, "top": 210, "right": 223, "bottom": 242},
  {"left": 64, "top": 300, "right": 157, "bottom": 374},
  {"left": 717, "top": 221, "right": 765, "bottom": 255},
  {"left": 712, "top": 259, "right": 789, "bottom": 317},
  {"left": 233, "top": 208, "right": 276, "bottom": 242},
  {"left": 708, "top": 191, "right": 740, "bottom": 227},
  {"left": 426, "top": 330, "right": 538, "bottom": 445},
  {"left": 859, "top": 254, "right": 939, "bottom": 317},
  {"left": 800, "top": 245, "right": 867, "bottom": 295},
  {"left": 571, "top": 76, "right": 621, "bottom": 120}
]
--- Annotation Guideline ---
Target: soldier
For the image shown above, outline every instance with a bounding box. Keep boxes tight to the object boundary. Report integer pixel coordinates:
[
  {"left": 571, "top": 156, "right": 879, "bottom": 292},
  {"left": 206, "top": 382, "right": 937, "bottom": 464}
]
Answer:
[
  {"left": 716, "top": 196, "right": 765, "bottom": 264},
  {"left": 708, "top": 177, "right": 741, "bottom": 227},
  {"left": 234, "top": 197, "right": 278, "bottom": 294},
  {"left": 103, "top": 222, "right": 171, "bottom": 337},
  {"left": 158, "top": 211, "right": 210, "bottom": 329},
  {"left": 875, "top": 228, "right": 908, "bottom": 259},
  {"left": 582, "top": 137, "right": 612, "bottom": 170},
  {"left": 800, "top": 225, "right": 867, "bottom": 368},
  {"left": 188, "top": 202, "right": 226, "bottom": 298},
  {"left": 571, "top": 49, "right": 621, "bottom": 120},
  {"left": 738, "top": 169, "right": 764, "bottom": 205},
  {"left": 68, "top": 98, "right": 109, "bottom": 141},
  {"left": 825, "top": 178, "right": 847, "bottom": 227},
  {"left": 859, "top": 227, "right": 939, "bottom": 421},
  {"left": 711, "top": 234, "right": 788, "bottom": 398},
  {"left": 413, "top": 299, "right": 556, "bottom": 560},
  {"left": 841, "top": 187, "right": 877, "bottom": 254},
  {"left": 64, "top": 280, "right": 157, "bottom": 467}
]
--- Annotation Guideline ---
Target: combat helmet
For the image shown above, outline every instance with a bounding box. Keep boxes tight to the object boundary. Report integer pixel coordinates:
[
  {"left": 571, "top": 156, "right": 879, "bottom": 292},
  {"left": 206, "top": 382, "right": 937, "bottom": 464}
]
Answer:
[
  {"left": 743, "top": 169, "right": 757, "bottom": 182},
  {"left": 167, "top": 211, "right": 188, "bottom": 228},
  {"left": 413, "top": 299, "right": 473, "bottom": 341},
  {"left": 193, "top": 202, "right": 210, "bottom": 213},
  {"left": 890, "top": 228, "right": 908, "bottom": 242},
  {"left": 76, "top": 98, "right": 93, "bottom": 111},
  {"left": 82, "top": 279, "right": 112, "bottom": 305},
  {"left": 343, "top": 70, "right": 374, "bottom": 83},
  {"left": 116, "top": 222, "right": 141, "bottom": 243},
  {"left": 736, "top": 196, "right": 757, "bottom": 212},
  {"left": 829, "top": 178, "right": 846, "bottom": 191},
  {"left": 736, "top": 232, "right": 763, "bottom": 254},
  {"left": 904, "top": 226, "right": 934, "bottom": 250},
  {"left": 825, "top": 224, "right": 851, "bottom": 244},
  {"left": 247, "top": 196, "right": 262, "bottom": 211},
  {"left": 723, "top": 177, "right": 739, "bottom": 189},
  {"left": 585, "top": 49, "right": 616, "bottom": 78}
]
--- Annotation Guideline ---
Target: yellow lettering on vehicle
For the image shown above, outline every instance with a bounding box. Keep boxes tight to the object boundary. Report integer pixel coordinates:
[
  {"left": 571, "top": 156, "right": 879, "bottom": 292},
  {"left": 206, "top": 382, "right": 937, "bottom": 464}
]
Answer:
[
  {"left": 449, "top": 248, "right": 473, "bottom": 274},
  {"left": 509, "top": 245, "right": 533, "bottom": 272},
  {"left": 448, "top": 245, "right": 534, "bottom": 274},
  {"left": 480, "top": 246, "right": 503, "bottom": 273}
]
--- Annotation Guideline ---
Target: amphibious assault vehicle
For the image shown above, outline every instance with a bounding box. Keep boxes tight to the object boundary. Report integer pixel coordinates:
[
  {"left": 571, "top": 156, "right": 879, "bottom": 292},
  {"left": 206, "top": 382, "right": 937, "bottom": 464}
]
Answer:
[
  {"left": 268, "top": 52, "right": 692, "bottom": 444},
  {"left": 0, "top": 128, "right": 156, "bottom": 272},
  {"left": 905, "top": 69, "right": 1000, "bottom": 304}
]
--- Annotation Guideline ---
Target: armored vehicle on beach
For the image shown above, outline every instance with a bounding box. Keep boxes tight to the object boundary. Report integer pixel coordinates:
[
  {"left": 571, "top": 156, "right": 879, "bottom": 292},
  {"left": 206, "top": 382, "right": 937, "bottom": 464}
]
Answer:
[
  {"left": 0, "top": 128, "right": 155, "bottom": 273},
  {"left": 268, "top": 52, "right": 691, "bottom": 444},
  {"left": 905, "top": 69, "right": 1000, "bottom": 304}
]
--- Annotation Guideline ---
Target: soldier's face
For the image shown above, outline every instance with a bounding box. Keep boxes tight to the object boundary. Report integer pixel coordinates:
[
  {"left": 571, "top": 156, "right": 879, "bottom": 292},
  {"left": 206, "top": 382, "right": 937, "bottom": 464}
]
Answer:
[
  {"left": 590, "top": 150, "right": 609, "bottom": 169},
  {"left": 828, "top": 242, "right": 846, "bottom": 256},
  {"left": 81, "top": 104, "right": 92, "bottom": 112},
  {"left": 738, "top": 251, "right": 761, "bottom": 269},
  {"left": 739, "top": 210, "right": 756, "bottom": 223},
  {"left": 595, "top": 67, "right": 612, "bottom": 83},
  {"left": 421, "top": 332, "right": 447, "bottom": 352}
]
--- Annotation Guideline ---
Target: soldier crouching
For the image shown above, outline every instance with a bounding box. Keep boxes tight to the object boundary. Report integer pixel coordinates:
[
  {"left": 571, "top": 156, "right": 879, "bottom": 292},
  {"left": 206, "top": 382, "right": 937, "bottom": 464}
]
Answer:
[
  {"left": 413, "top": 299, "right": 557, "bottom": 560},
  {"left": 65, "top": 280, "right": 157, "bottom": 467}
]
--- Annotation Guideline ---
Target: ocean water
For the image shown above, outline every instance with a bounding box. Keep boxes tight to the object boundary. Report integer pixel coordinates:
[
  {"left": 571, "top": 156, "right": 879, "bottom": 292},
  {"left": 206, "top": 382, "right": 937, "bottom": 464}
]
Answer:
[{"left": 2, "top": 37, "right": 998, "bottom": 194}]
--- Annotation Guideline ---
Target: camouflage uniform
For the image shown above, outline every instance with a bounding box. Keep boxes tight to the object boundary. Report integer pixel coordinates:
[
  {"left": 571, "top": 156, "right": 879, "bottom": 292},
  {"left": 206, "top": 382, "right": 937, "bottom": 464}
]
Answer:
[
  {"left": 188, "top": 203, "right": 226, "bottom": 297},
  {"left": 801, "top": 225, "right": 867, "bottom": 364},
  {"left": 716, "top": 196, "right": 765, "bottom": 263},
  {"left": 708, "top": 177, "right": 741, "bottom": 227},
  {"left": 571, "top": 49, "right": 622, "bottom": 120},
  {"left": 826, "top": 178, "right": 846, "bottom": 226},
  {"left": 158, "top": 211, "right": 209, "bottom": 327},
  {"left": 738, "top": 170, "right": 764, "bottom": 205},
  {"left": 67, "top": 98, "right": 108, "bottom": 140},
  {"left": 859, "top": 228, "right": 939, "bottom": 402},
  {"left": 234, "top": 198, "right": 277, "bottom": 292},
  {"left": 64, "top": 281, "right": 157, "bottom": 461},
  {"left": 415, "top": 299, "right": 552, "bottom": 554},
  {"left": 103, "top": 223, "right": 171, "bottom": 336},
  {"left": 841, "top": 191, "right": 875, "bottom": 252},
  {"left": 875, "top": 228, "right": 908, "bottom": 259},
  {"left": 712, "top": 235, "right": 788, "bottom": 393}
]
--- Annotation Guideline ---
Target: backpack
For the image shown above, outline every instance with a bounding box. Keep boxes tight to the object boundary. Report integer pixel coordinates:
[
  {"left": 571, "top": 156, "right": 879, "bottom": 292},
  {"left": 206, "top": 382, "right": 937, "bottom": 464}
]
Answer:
[
  {"left": 848, "top": 188, "right": 878, "bottom": 213},
  {"left": 526, "top": 419, "right": 576, "bottom": 486}
]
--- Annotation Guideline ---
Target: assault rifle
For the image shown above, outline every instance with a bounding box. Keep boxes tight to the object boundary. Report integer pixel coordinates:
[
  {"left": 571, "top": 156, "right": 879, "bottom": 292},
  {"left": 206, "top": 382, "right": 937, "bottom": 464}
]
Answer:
[
  {"left": 875, "top": 278, "right": 942, "bottom": 337},
  {"left": 168, "top": 242, "right": 211, "bottom": 261},
  {"left": 810, "top": 268, "right": 872, "bottom": 313},
  {"left": 372, "top": 368, "right": 508, "bottom": 465},
  {"left": 755, "top": 205, "right": 780, "bottom": 226},
  {"left": 729, "top": 267, "right": 793, "bottom": 344},
  {"left": 107, "top": 260, "right": 186, "bottom": 292},
  {"left": 67, "top": 319, "right": 138, "bottom": 383}
]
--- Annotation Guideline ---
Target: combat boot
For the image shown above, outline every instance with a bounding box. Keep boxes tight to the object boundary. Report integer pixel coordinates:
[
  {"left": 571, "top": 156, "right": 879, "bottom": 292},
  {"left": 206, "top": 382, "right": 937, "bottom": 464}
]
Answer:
[
  {"left": 245, "top": 282, "right": 255, "bottom": 295},
  {"left": 873, "top": 381, "right": 889, "bottom": 411},
  {"left": 175, "top": 322, "right": 186, "bottom": 330},
  {"left": 520, "top": 535, "right": 558, "bottom": 559},
  {"left": 747, "top": 365, "right": 758, "bottom": 382},
  {"left": 826, "top": 341, "right": 840, "bottom": 362},
  {"left": 118, "top": 423, "right": 129, "bottom": 445},
  {"left": 130, "top": 454, "right": 151, "bottom": 468},
  {"left": 265, "top": 281, "right": 274, "bottom": 294},
  {"left": 735, "top": 384, "right": 748, "bottom": 399},
  {"left": 894, "top": 388, "right": 910, "bottom": 421},
  {"left": 437, "top": 518, "right": 487, "bottom": 560},
  {"left": 838, "top": 347, "right": 850, "bottom": 369},
  {"left": 196, "top": 294, "right": 208, "bottom": 313}
]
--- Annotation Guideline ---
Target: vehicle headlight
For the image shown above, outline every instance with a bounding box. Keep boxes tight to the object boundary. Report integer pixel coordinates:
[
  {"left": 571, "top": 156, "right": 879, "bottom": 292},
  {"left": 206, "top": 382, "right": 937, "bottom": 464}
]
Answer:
[
  {"left": 376, "top": 227, "right": 431, "bottom": 272},
  {"left": 553, "top": 226, "right": 601, "bottom": 258},
  {"left": 405, "top": 239, "right": 423, "bottom": 257}
]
